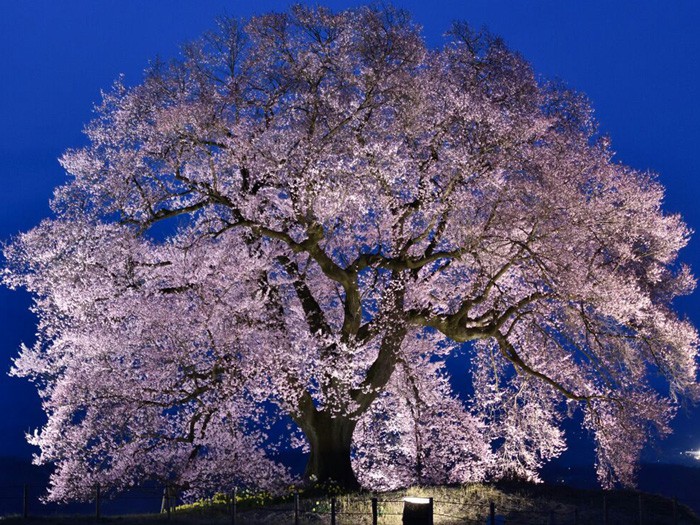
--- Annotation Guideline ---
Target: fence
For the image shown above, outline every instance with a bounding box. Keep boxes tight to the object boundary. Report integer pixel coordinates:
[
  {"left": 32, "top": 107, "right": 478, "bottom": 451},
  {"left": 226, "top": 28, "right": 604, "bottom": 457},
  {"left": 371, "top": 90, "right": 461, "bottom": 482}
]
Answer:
[
  {"left": 0, "top": 484, "right": 695, "bottom": 524},
  {"left": 254, "top": 493, "right": 690, "bottom": 524},
  {"left": 0, "top": 483, "right": 165, "bottom": 519}
]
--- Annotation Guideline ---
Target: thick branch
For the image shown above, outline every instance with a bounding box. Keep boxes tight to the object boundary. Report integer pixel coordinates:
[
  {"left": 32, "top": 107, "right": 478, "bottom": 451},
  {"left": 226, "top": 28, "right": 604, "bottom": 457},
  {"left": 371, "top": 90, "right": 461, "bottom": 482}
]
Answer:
[
  {"left": 277, "top": 255, "right": 331, "bottom": 336},
  {"left": 350, "top": 281, "right": 408, "bottom": 414},
  {"left": 350, "top": 249, "right": 460, "bottom": 273},
  {"left": 350, "top": 322, "right": 407, "bottom": 416},
  {"left": 409, "top": 290, "right": 547, "bottom": 343}
]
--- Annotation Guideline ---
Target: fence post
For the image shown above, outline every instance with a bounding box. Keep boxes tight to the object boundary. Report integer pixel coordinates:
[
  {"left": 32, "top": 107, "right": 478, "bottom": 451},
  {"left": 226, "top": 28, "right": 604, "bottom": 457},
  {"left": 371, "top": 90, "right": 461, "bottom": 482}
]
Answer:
[
  {"left": 23, "top": 484, "right": 28, "bottom": 519},
  {"left": 231, "top": 486, "right": 237, "bottom": 525},
  {"left": 165, "top": 485, "right": 171, "bottom": 520},
  {"left": 603, "top": 494, "right": 608, "bottom": 525},
  {"left": 372, "top": 497, "right": 378, "bottom": 525},
  {"left": 95, "top": 483, "right": 101, "bottom": 519},
  {"left": 490, "top": 501, "right": 495, "bottom": 525},
  {"left": 294, "top": 492, "right": 300, "bottom": 525},
  {"left": 429, "top": 497, "right": 434, "bottom": 525},
  {"left": 331, "top": 497, "right": 337, "bottom": 525}
]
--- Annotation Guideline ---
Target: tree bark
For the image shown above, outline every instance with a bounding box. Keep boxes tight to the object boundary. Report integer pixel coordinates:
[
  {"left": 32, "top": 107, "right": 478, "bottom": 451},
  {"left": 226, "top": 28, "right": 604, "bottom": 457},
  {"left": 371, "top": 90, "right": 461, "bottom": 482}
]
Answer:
[{"left": 302, "top": 411, "right": 360, "bottom": 491}]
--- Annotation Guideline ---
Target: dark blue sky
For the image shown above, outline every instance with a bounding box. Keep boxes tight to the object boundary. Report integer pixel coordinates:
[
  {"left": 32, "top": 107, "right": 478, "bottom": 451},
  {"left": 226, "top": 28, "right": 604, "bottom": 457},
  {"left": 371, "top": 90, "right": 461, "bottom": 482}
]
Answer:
[{"left": 1, "top": 1, "right": 699, "bottom": 467}]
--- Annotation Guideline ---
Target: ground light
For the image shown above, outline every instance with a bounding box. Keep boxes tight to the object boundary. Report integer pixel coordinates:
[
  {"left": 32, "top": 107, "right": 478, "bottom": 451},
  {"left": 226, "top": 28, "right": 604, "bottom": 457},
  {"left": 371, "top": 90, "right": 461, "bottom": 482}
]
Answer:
[{"left": 402, "top": 496, "right": 433, "bottom": 524}]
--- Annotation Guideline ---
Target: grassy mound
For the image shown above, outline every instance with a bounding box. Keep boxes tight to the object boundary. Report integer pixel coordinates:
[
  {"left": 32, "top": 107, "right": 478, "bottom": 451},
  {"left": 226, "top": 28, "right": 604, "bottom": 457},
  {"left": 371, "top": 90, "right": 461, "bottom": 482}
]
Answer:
[
  {"left": 170, "top": 482, "right": 700, "bottom": 524},
  {"left": 1, "top": 483, "right": 697, "bottom": 524}
]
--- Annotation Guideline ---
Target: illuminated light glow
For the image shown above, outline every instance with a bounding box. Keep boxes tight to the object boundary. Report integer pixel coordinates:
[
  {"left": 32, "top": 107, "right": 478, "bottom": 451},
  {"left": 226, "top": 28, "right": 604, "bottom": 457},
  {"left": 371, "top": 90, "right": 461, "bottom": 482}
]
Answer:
[
  {"left": 403, "top": 497, "right": 431, "bottom": 504},
  {"left": 685, "top": 449, "right": 700, "bottom": 460}
]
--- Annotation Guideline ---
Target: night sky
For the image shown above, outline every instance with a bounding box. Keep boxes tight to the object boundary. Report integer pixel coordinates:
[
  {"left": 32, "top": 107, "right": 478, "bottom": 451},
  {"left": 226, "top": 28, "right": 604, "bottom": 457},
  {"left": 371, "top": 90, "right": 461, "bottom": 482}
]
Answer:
[{"left": 1, "top": 0, "right": 699, "bottom": 470}]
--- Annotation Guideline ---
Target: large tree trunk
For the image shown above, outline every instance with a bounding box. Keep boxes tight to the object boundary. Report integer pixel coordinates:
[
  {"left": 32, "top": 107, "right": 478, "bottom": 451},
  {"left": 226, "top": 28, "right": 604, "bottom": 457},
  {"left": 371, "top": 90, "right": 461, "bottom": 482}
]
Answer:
[{"left": 302, "top": 411, "right": 360, "bottom": 491}]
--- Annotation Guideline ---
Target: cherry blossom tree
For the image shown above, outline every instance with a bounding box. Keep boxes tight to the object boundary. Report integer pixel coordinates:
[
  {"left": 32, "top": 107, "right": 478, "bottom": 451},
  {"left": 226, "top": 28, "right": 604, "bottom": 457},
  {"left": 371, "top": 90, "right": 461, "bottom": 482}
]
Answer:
[{"left": 4, "top": 5, "right": 698, "bottom": 498}]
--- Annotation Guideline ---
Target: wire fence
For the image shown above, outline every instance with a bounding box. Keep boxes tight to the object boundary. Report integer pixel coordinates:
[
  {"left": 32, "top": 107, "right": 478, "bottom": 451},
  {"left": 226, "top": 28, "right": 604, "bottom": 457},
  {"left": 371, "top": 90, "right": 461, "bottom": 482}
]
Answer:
[
  {"left": 0, "top": 483, "right": 165, "bottom": 518},
  {"left": 190, "top": 492, "right": 696, "bottom": 524},
  {"left": 0, "top": 483, "right": 696, "bottom": 524}
]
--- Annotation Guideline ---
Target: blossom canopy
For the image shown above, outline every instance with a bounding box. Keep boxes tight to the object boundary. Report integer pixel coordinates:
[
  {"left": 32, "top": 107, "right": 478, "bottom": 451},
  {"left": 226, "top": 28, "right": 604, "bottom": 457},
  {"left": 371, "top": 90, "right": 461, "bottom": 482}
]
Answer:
[{"left": 3, "top": 4, "right": 698, "bottom": 499}]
